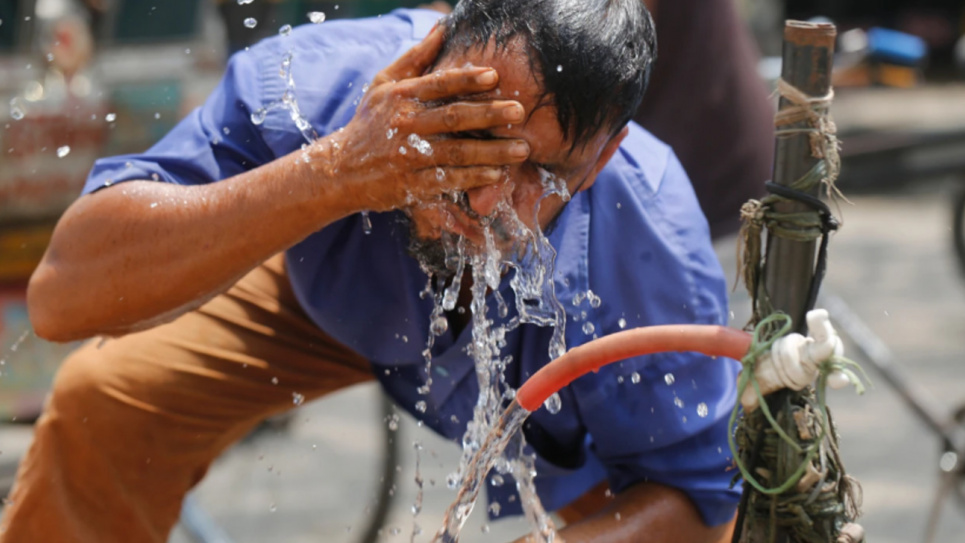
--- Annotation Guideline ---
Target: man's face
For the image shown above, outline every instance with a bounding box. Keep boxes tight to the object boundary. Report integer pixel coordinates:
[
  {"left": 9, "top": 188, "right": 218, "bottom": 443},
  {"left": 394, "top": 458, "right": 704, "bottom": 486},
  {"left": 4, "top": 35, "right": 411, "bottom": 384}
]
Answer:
[{"left": 405, "top": 37, "right": 622, "bottom": 274}]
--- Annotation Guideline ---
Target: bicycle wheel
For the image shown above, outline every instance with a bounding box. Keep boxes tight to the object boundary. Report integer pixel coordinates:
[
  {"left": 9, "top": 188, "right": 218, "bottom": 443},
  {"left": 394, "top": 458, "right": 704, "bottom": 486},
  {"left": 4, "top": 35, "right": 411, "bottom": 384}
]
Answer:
[{"left": 952, "top": 187, "right": 965, "bottom": 277}]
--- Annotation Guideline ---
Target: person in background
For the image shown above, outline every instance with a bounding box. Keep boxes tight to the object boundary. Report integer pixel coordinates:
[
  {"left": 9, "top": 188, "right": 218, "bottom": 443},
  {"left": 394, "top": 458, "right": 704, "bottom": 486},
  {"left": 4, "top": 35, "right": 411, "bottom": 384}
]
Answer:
[{"left": 635, "top": 0, "right": 775, "bottom": 240}]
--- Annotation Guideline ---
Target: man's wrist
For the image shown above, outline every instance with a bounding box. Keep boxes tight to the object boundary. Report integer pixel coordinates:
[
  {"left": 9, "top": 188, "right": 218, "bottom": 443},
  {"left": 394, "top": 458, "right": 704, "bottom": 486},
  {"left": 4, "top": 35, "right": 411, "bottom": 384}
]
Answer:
[{"left": 290, "top": 133, "right": 364, "bottom": 226}]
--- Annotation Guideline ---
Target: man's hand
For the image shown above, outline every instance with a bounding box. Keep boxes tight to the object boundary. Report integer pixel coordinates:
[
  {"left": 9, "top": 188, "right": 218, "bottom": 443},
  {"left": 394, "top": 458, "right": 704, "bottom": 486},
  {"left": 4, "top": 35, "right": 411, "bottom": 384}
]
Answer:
[{"left": 321, "top": 24, "right": 531, "bottom": 213}]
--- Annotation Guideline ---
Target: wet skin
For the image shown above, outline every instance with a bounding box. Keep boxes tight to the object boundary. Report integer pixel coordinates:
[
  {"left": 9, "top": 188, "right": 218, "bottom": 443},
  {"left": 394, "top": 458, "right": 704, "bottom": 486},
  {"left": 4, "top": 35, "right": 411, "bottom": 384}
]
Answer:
[{"left": 404, "top": 37, "right": 627, "bottom": 252}]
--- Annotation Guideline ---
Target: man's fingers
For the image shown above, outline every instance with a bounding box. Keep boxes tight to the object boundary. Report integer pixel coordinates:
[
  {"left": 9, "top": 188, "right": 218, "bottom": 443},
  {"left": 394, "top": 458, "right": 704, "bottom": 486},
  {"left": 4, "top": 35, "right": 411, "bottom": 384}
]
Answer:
[
  {"left": 424, "top": 139, "right": 530, "bottom": 167},
  {"left": 378, "top": 23, "right": 447, "bottom": 83},
  {"left": 397, "top": 67, "right": 500, "bottom": 102},
  {"left": 419, "top": 166, "right": 506, "bottom": 191},
  {"left": 414, "top": 101, "right": 525, "bottom": 134}
]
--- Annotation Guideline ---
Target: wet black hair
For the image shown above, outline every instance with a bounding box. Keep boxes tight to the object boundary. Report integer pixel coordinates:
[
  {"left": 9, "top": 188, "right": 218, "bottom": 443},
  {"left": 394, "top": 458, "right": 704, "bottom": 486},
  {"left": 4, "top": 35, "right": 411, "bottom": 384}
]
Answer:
[{"left": 440, "top": 0, "right": 657, "bottom": 147}]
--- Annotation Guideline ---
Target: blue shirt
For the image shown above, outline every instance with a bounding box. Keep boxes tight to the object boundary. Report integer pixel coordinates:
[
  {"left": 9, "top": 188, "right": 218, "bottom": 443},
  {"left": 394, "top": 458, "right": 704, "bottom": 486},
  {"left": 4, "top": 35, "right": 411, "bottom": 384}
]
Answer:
[{"left": 82, "top": 9, "right": 741, "bottom": 526}]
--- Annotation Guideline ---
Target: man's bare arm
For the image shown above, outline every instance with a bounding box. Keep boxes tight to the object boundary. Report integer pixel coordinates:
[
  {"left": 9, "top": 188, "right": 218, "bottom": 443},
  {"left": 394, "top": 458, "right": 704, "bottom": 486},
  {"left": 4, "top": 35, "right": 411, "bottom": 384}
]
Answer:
[
  {"left": 28, "top": 25, "right": 530, "bottom": 342},
  {"left": 514, "top": 481, "right": 732, "bottom": 543}
]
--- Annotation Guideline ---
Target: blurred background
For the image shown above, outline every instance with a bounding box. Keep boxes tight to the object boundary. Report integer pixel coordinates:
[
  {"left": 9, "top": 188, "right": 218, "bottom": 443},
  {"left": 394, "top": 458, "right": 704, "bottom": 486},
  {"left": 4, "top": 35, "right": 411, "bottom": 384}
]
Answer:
[{"left": 2, "top": 0, "right": 965, "bottom": 542}]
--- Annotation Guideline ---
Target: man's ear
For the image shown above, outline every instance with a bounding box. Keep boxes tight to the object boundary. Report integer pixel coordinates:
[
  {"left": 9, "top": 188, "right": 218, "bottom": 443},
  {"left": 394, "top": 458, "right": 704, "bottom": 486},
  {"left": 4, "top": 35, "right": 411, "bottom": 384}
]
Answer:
[{"left": 575, "top": 125, "right": 629, "bottom": 194}]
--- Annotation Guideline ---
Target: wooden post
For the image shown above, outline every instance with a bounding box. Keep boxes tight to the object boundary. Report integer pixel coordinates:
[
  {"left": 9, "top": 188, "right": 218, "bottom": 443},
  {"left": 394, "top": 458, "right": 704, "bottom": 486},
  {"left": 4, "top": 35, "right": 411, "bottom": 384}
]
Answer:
[
  {"left": 735, "top": 21, "right": 841, "bottom": 543},
  {"left": 763, "top": 21, "right": 836, "bottom": 334}
]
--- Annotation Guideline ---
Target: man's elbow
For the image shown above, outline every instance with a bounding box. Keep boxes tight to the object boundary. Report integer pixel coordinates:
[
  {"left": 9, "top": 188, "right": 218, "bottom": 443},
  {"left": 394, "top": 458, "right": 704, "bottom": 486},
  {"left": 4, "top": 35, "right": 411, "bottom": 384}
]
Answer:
[{"left": 27, "top": 263, "right": 83, "bottom": 343}]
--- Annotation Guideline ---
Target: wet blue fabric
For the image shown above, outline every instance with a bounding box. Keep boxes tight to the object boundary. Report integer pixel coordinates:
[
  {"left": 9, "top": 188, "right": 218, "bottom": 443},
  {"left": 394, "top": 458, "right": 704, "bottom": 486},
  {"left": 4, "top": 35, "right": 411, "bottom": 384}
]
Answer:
[{"left": 81, "top": 9, "right": 741, "bottom": 526}]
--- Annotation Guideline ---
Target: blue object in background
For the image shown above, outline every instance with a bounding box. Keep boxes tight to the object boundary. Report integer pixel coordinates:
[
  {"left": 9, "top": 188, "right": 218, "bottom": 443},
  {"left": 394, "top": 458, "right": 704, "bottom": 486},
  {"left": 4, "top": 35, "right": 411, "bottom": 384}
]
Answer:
[{"left": 867, "top": 27, "right": 928, "bottom": 66}]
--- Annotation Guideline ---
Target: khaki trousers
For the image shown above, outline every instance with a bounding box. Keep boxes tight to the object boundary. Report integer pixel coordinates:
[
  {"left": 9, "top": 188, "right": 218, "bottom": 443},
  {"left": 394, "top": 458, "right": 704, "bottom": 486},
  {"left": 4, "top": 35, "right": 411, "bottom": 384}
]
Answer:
[{"left": 0, "top": 255, "right": 373, "bottom": 542}]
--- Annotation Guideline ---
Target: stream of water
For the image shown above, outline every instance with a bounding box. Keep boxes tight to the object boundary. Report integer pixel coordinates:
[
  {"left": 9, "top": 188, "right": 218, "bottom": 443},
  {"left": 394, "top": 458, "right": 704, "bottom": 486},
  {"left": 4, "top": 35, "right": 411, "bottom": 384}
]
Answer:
[{"left": 274, "top": 31, "right": 574, "bottom": 540}]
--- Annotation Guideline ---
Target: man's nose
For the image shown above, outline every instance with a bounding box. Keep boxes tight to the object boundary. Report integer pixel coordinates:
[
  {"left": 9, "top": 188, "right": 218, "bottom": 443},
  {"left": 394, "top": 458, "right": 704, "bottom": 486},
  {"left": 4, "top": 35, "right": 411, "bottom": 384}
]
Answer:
[{"left": 465, "top": 176, "right": 514, "bottom": 219}]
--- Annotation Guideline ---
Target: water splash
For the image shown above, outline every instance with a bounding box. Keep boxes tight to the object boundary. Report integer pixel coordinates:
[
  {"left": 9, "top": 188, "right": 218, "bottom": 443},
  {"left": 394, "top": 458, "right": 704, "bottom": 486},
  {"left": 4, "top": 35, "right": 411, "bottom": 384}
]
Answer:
[
  {"left": 426, "top": 170, "right": 571, "bottom": 543},
  {"left": 411, "top": 441, "right": 425, "bottom": 542},
  {"left": 433, "top": 401, "right": 530, "bottom": 542}
]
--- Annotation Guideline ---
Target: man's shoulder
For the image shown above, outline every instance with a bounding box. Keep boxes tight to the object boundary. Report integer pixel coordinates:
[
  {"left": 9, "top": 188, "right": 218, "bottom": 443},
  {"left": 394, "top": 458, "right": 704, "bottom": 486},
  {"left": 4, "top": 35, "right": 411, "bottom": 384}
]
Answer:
[{"left": 603, "top": 122, "right": 677, "bottom": 196}]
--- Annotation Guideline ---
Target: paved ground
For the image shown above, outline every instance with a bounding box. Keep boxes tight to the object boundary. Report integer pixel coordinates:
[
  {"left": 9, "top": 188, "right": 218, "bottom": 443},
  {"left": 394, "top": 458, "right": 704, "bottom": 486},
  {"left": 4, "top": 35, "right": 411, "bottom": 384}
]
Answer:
[{"left": 2, "top": 188, "right": 965, "bottom": 542}]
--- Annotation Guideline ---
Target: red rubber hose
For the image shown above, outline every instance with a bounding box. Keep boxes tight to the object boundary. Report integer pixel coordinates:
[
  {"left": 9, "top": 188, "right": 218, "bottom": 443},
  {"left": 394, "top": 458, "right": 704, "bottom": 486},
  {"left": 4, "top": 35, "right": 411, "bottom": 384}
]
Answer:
[{"left": 515, "top": 325, "right": 754, "bottom": 412}]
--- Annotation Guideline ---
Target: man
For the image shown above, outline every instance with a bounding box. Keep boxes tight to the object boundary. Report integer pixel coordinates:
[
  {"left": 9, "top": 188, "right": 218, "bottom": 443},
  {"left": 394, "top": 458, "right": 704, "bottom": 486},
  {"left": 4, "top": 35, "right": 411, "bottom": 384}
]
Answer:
[{"left": 3, "top": 1, "right": 740, "bottom": 541}]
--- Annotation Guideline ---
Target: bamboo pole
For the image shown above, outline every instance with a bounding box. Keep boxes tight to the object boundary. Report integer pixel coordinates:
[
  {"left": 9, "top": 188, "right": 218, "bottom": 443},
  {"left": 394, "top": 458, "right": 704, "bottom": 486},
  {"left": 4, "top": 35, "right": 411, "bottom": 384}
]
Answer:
[
  {"left": 763, "top": 20, "right": 836, "bottom": 334},
  {"left": 735, "top": 21, "right": 841, "bottom": 543}
]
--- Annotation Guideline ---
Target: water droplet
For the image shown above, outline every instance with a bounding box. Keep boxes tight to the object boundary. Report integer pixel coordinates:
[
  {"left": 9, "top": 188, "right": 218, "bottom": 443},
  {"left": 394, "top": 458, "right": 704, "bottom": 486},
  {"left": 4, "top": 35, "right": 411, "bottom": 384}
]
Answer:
[
  {"left": 105, "top": 112, "right": 116, "bottom": 122},
  {"left": 184, "top": 48, "right": 191, "bottom": 55},
  {"left": 415, "top": 400, "right": 427, "bottom": 413},
  {"left": 664, "top": 373, "right": 675, "bottom": 385},
  {"left": 571, "top": 291, "right": 586, "bottom": 306},
  {"left": 271, "top": 376, "right": 279, "bottom": 385},
  {"left": 587, "top": 290, "right": 601, "bottom": 308},
  {"left": 250, "top": 108, "right": 267, "bottom": 125},
  {"left": 308, "top": 11, "right": 326, "bottom": 24},
  {"left": 543, "top": 392, "right": 562, "bottom": 414},
  {"left": 616, "top": 202, "right": 622, "bottom": 209},
  {"left": 615, "top": 512, "right": 622, "bottom": 521},
  {"left": 489, "top": 502, "right": 502, "bottom": 516},
  {"left": 406, "top": 133, "right": 433, "bottom": 155},
  {"left": 244, "top": 17, "right": 257, "bottom": 28},
  {"left": 435, "top": 167, "right": 445, "bottom": 182},
  {"left": 385, "top": 127, "right": 396, "bottom": 139},
  {"left": 154, "top": 112, "right": 160, "bottom": 119},
  {"left": 45, "top": 53, "right": 54, "bottom": 62},
  {"left": 617, "top": 375, "right": 624, "bottom": 384},
  {"left": 481, "top": 524, "right": 490, "bottom": 534},
  {"left": 398, "top": 145, "right": 407, "bottom": 155},
  {"left": 556, "top": 65, "right": 563, "bottom": 72},
  {"left": 10, "top": 106, "right": 24, "bottom": 120},
  {"left": 360, "top": 211, "right": 372, "bottom": 235},
  {"left": 673, "top": 396, "right": 684, "bottom": 409},
  {"left": 279, "top": 24, "right": 292, "bottom": 36},
  {"left": 269, "top": 503, "right": 277, "bottom": 513},
  {"left": 582, "top": 322, "right": 595, "bottom": 335},
  {"left": 401, "top": 335, "right": 408, "bottom": 343},
  {"left": 631, "top": 372, "right": 641, "bottom": 384},
  {"left": 618, "top": 317, "right": 627, "bottom": 329},
  {"left": 697, "top": 402, "right": 709, "bottom": 418},
  {"left": 292, "top": 392, "right": 305, "bottom": 406},
  {"left": 237, "top": 0, "right": 253, "bottom": 4},
  {"left": 222, "top": 126, "right": 231, "bottom": 135},
  {"left": 430, "top": 316, "right": 448, "bottom": 336},
  {"left": 446, "top": 472, "right": 460, "bottom": 489},
  {"left": 56, "top": 146, "right": 70, "bottom": 158},
  {"left": 490, "top": 474, "right": 504, "bottom": 487}
]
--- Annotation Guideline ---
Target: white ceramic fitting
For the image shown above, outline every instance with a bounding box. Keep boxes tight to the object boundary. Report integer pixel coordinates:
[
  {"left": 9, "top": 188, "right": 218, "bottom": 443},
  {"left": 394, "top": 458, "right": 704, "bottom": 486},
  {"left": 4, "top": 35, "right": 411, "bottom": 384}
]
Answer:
[{"left": 741, "top": 309, "right": 851, "bottom": 412}]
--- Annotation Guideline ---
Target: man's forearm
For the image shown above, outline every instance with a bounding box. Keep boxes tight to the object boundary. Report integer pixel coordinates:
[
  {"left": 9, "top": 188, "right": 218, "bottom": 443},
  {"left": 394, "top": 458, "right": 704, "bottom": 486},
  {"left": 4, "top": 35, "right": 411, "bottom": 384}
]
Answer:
[
  {"left": 28, "top": 141, "right": 348, "bottom": 342},
  {"left": 28, "top": 25, "right": 530, "bottom": 342},
  {"left": 516, "top": 482, "right": 732, "bottom": 543}
]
